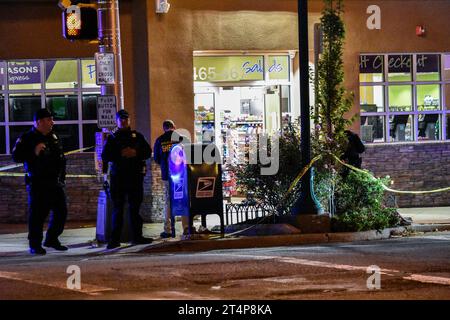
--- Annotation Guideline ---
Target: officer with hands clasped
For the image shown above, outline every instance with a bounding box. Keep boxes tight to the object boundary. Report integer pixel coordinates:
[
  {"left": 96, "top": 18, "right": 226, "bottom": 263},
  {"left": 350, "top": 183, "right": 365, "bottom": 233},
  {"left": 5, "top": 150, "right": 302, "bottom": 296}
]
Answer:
[
  {"left": 12, "top": 108, "right": 69, "bottom": 255},
  {"left": 101, "top": 109, "right": 153, "bottom": 249}
]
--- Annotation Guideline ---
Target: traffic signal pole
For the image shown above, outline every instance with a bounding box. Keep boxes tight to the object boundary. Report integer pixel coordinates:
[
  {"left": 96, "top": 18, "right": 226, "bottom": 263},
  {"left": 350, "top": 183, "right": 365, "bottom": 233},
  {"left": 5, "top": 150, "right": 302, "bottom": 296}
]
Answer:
[{"left": 97, "top": 0, "right": 124, "bottom": 110}]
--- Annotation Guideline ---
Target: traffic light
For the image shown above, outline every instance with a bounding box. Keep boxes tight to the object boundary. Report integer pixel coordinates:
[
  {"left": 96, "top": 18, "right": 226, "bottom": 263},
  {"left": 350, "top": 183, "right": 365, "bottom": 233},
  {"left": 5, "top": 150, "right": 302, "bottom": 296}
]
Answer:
[{"left": 62, "top": 4, "right": 98, "bottom": 40}]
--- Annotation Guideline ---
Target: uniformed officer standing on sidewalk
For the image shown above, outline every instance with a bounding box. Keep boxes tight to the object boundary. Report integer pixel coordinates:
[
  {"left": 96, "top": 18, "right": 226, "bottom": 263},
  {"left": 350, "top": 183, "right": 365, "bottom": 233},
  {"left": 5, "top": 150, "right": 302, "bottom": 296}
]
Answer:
[
  {"left": 12, "top": 108, "right": 68, "bottom": 255},
  {"left": 101, "top": 109, "right": 153, "bottom": 249}
]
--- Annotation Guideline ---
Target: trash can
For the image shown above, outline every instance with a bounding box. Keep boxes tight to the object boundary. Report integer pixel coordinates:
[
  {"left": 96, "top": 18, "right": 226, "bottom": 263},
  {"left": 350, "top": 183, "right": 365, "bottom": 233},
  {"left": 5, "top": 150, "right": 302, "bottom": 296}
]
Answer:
[
  {"left": 96, "top": 188, "right": 130, "bottom": 243},
  {"left": 168, "top": 143, "right": 224, "bottom": 236}
]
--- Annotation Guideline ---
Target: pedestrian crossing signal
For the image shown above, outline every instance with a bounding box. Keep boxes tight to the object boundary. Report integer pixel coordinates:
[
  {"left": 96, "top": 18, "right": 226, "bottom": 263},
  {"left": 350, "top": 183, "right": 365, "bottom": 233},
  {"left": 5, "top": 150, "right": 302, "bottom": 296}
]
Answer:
[{"left": 62, "top": 5, "right": 97, "bottom": 40}]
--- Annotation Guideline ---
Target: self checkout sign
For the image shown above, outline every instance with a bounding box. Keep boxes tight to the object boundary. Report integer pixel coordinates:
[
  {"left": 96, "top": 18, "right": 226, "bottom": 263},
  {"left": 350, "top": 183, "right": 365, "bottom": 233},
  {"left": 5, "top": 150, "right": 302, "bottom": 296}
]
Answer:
[
  {"left": 97, "top": 95, "right": 117, "bottom": 129},
  {"left": 95, "top": 52, "right": 115, "bottom": 85}
]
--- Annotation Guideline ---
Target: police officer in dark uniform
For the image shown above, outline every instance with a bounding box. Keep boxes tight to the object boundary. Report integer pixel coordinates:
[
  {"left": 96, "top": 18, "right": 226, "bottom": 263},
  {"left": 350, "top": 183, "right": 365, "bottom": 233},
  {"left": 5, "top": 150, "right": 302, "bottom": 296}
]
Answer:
[
  {"left": 12, "top": 108, "right": 68, "bottom": 255},
  {"left": 101, "top": 109, "right": 153, "bottom": 249}
]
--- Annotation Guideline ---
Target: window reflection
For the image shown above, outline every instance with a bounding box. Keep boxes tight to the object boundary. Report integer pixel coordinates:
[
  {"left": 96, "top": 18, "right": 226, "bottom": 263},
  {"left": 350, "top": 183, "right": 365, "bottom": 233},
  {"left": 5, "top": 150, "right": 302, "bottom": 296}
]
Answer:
[
  {"left": 0, "top": 126, "right": 5, "bottom": 154},
  {"left": 389, "top": 115, "right": 413, "bottom": 142},
  {"left": 82, "top": 93, "right": 99, "bottom": 120},
  {"left": 418, "top": 114, "right": 440, "bottom": 140},
  {"left": 83, "top": 124, "right": 101, "bottom": 151},
  {"left": 361, "top": 116, "right": 384, "bottom": 142},
  {"left": 9, "top": 94, "right": 41, "bottom": 122},
  {"left": 45, "top": 93, "right": 78, "bottom": 120},
  {"left": 53, "top": 124, "right": 79, "bottom": 152}
]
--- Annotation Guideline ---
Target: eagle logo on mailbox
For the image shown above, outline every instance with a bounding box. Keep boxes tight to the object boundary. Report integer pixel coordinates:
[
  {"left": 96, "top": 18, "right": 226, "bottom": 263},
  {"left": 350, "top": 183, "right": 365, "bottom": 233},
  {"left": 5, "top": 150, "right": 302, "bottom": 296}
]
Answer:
[{"left": 195, "top": 177, "right": 216, "bottom": 198}]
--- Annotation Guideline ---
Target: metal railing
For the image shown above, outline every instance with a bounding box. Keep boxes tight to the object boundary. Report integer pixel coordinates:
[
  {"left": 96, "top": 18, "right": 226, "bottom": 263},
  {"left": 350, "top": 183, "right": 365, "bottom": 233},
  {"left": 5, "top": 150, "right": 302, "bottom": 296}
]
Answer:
[{"left": 224, "top": 202, "right": 277, "bottom": 226}]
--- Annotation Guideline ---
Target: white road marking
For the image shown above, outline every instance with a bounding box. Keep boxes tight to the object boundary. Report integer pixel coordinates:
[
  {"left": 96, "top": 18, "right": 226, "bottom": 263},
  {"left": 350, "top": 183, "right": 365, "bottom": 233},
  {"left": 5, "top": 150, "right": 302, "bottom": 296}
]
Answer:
[
  {"left": 203, "top": 253, "right": 450, "bottom": 286},
  {"left": 0, "top": 271, "right": 117, "bottom": 296}
]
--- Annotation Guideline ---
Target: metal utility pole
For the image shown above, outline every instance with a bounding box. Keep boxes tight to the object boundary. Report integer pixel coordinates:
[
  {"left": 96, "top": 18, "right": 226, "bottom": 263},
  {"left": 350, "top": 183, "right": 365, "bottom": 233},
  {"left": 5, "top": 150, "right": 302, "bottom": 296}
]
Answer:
[
  {"left": 97, "top": 0, "right": 124, "bottom": 110},
  {"left": 291, "top": 0, "right": 322, "bottom": 216}
]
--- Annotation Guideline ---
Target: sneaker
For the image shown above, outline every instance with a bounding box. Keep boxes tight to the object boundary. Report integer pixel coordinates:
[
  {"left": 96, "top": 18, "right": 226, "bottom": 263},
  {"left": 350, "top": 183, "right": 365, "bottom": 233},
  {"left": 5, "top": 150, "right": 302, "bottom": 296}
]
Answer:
[
  {"left": 106, "top": 242, "right": 121, "bottom": 249},
  {"left": 159, "top": 231, "right": 172, "bottom": 239},
  {"left": 132, "top": 237, "right": 154, "bottom": 245},
  {"left": 43, "top": 241, "right": 68, "bottom": 251},
  {"left": 30, "top": 247, "right": 46, "bottom": 255}
]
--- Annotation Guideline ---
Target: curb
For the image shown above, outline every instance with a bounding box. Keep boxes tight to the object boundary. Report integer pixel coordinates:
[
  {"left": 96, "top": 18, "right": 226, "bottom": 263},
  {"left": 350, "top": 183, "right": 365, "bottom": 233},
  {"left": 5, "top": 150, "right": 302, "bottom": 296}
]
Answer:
[{"left": 139, "top": 223, "right": 450, "bottom": 254}]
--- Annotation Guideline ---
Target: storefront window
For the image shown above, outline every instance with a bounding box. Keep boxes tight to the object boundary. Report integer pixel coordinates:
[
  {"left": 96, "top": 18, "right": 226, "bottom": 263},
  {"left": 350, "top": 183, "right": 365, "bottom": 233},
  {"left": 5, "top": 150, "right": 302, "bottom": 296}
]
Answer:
[
  {"left": 443, "top": 54, "right": 450, "bottom": 81},
  {"left": 418, "top": 114, "right": 440, "bottom": 140},
  {"left": 0, "top": 126, "right": 5, "bottom": 154},
  {"left": 81, "top": 59, "right": 99, "bottom": 88},
  {"left": 7, "top": 61, "right": 42, "bottom": 90},
  {"left": 417, "top": 84, "right": 440, "bottom": 111},
  {"left": 83, "top": 124, "right": 101, "bottom": 151},
  {"left": 281, "top": 85, "right": 290, "bottom": 113},
  {"left": 359, "top": 55, "right": 383, "bottom": 82},
  {"left": 0, "top": 94, "right": 4, "bottom": 122},
  {"left": 45, "top": 93, "right": 78, "bottom": 120},
  {"left": 388, "top": 85, "right": 412, "bottom": 112},
  {"left": 388, "top": 54, "right": 411, "bottom": 82},
  {"left": 361, "top": 115, "right": 384, "bottom": 143},
  {"left": 54, "top": 124, "right": 79, "bottom": 152},
  {"left": 416, "top": 54, "right": 440, "bottom": 81},
  {"left": 0, "top": 58, "right": 99, "bottom": 155},
  {"left": 445, "top": 84, "right": 450, "bottom": 110},
  {"left": 0, "top": 61, "right": 6, "bottom": 90},
  {"left": 389, "top": 115, "right": 413, "bottom": 142},
  {"left": 9, "top": 125, "right": 31, "bottom": 153},
  {"left": 9, "top": 94, "right": 41, "bottom": 122},
  {"left": 45, "top": 60, "right": 78, "bottom": 89},
  {"left": 82, "top": 93, "right": 100, "bottom": 120},
  {"left": 447, "top": 115, "right": 450, "bottom": 140},
  {"left": 360, "top": 85, "right": 384, "bottom": 112}
]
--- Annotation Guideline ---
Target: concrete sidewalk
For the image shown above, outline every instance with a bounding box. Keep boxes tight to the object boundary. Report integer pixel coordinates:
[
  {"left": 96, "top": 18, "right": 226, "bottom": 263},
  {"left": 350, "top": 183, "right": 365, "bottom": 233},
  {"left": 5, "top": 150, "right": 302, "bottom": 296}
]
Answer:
[{"left": 0, "top": 207, "right": 449, "bottom": 257}]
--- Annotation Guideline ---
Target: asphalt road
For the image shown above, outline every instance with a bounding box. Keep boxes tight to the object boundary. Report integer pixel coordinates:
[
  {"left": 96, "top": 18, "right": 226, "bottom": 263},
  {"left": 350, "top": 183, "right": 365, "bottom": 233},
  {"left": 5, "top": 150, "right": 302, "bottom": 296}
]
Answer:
[{"left": 0, "top": 232, "right": 449, "bottom": 300}]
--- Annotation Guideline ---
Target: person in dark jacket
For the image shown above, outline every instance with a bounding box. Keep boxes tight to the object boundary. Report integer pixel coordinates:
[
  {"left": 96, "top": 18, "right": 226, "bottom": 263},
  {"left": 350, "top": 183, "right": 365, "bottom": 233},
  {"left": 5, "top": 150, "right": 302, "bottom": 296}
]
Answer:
[
  {"left": 12, "top": 108, "right": 68, "bottom": 255},
  {"left": 101, "top": 109, "right": 153, "bottom": 249},
  {"left": 341, "top": 130, "right": 366, "bottom": 177},
  {"left": 154, "top": 120, "right": 188, "bottom": 238}
]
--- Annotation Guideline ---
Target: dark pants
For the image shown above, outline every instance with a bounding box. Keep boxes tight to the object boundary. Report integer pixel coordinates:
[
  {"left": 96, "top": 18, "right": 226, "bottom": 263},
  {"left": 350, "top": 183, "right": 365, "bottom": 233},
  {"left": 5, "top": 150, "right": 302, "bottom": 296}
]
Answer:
[
  {"left": 110, "top": 175, "right": 144, "bottom": 243},
  {"left": 27, "top": 183, "right": 68, "bottom": 249}
]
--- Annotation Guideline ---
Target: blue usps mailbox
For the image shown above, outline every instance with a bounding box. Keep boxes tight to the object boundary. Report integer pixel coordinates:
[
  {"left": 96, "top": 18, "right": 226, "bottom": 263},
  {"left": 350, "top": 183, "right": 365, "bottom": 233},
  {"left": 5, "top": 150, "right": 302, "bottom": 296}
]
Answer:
[{"left": 168, "top": 143, "right": 224, "bottom": 237}]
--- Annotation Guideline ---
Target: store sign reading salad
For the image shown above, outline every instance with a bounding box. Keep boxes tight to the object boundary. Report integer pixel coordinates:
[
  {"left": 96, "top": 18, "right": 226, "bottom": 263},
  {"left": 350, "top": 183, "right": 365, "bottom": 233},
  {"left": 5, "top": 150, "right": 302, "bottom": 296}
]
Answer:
[{"left": 193, "top": 55, "right": 289, "bottom": 82}]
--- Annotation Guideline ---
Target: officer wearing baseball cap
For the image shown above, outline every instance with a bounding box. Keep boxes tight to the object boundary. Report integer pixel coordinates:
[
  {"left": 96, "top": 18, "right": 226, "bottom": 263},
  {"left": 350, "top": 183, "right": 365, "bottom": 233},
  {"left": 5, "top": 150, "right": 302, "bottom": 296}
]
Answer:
[
  {"left": 102, "top": 109, "right": 153, "bottom": 249},
  {"left": 12, "top": 108, "right": 68, "bottom": 255}
]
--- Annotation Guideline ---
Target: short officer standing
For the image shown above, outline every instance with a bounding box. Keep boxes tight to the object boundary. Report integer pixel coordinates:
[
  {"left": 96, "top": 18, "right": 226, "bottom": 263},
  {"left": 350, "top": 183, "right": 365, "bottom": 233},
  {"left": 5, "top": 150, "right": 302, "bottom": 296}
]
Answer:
[
  {"left": 12, "top": 108, "right": 68, "bottom": 255},
  {"left": 101, "top": 109, "right": 153, "bottom": 249}
]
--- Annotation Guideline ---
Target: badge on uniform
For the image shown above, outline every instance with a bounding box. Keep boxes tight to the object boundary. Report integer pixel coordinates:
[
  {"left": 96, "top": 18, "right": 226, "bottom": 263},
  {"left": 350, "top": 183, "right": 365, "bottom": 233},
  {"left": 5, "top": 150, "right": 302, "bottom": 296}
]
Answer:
[
  {"left": 52, "top": 134, "right": 58, "bottom": 140},
  {"left": 132, "top": 133, "right": 136, "bottom": 138}
]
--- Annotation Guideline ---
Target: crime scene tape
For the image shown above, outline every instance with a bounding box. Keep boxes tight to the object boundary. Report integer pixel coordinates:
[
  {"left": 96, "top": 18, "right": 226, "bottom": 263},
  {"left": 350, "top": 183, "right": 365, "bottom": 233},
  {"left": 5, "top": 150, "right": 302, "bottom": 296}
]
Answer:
[
  {"left": 0, "top": 146, "right": 96, "bottom": 177},
  {"left": 331, "top": 154, "right": 450, "bottom": 195},
  {"left": 214, "top": 152, "right": 450, "bottom": 239}
]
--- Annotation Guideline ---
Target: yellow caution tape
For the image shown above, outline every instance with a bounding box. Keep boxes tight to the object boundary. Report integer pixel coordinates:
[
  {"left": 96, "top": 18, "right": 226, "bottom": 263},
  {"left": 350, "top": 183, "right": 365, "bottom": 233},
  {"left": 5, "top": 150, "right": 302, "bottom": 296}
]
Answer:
[
  {"left": 0, "top": 146, "right": 94, "bottom": 177},
  {"left": 331, "top": 154, "right": 450, "bottom": 194},
  {"left": 285, "top": 155, "right": 322, "bottom": 197}
]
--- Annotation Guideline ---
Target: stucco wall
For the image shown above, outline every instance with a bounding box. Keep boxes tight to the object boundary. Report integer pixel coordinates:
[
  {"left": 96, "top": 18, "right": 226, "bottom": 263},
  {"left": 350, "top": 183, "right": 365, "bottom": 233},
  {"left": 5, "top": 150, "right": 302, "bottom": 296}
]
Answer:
[{"left": 340, "top": 0, "right": 450, "bottom": 132}]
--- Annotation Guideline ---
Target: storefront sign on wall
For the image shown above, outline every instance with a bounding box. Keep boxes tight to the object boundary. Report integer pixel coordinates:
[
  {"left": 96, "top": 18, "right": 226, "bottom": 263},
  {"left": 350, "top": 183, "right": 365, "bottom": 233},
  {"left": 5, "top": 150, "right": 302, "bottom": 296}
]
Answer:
[
  {"left": 359, "top": 55, "right": 383, "bottom": 73},
  {"left": 417, "top": 54, "right": 440, "bottom": 73},
  {"left": 268, "top": 56, "right": 289, "bottom": 80},
  {"left": 193, "top": 56, "right": 264, "bottom": 82},
  {"left": 95, "top": 52, "right": 115, "bottom": 85},
  {"left": 97, "top": 95, "right": 117, "bottom": 129},
  {"left": 388, "top": 54, "right": 411, "bottom": 73},
  {"left": 7, "top": 61, "right": 41, "bottom": 85}
]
